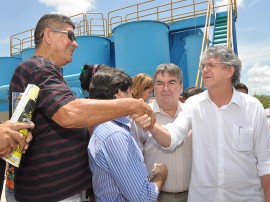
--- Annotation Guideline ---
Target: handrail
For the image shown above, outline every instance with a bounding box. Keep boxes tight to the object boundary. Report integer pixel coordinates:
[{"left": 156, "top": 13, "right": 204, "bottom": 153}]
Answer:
[
  {"left": 9, "top": 0, "right": 237, "bottom": 56},
  {"left": 195, "top": 0, "right": 236, "bottom": 87},
  {"left": 195, "top": 0, "right": 213, "bottom": 87},
  {"left": 227, "top": 0, "right": 232, "bottom": 49}
]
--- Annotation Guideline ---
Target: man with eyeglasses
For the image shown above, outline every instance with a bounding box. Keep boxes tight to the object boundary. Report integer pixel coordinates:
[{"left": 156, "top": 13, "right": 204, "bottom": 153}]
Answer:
[
  {"left": 8, "top": 14, "right": 155, "bottom": 202},
  {"left": 134, "top": 46, "right": 270, "bottom": 201}
]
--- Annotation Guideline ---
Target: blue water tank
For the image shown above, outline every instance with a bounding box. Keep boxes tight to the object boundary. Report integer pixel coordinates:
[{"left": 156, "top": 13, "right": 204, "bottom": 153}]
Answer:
[
  {"left": 63, "top": 36, "right": 111, "bottom": 98},
  {"left": 0, "top": 57, "right": 21, "bottom": 119},
  {"left": 184, "top": 34, "right": 203, "bottom": 86},
  {"left": 0, "top": 57, "right": 21, "bottom": 86},
  {"left": 63, "top": 35, "right": 111, "bottom": 75},
  {"left": 113, "top": 20, "right": 170, "bottom": 76},
  {"left": 22, "top": 47, "right": 35, "bottom": 62}
]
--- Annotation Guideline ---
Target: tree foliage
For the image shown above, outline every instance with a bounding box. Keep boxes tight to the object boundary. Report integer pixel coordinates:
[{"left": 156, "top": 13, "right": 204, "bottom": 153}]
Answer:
[{"left": 253, "top": 95, "right": 270, "bottom": 109}]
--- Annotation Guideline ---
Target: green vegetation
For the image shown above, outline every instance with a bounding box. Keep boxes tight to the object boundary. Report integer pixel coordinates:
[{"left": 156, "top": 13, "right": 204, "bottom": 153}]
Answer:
[{"left": 253, "top": 95, "right": 270, "bottom": 109}]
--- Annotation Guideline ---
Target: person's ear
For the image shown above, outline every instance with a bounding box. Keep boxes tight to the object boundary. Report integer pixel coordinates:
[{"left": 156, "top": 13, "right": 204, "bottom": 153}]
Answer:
[
  {"left": 43, "top": 28, "right": 52, "bottom": 45},
  {"left": 114, "top": 89, "right": 121, "bottom": 99},
  {"left": 227, "top": 65, "right": 235, "bottom": 78}
]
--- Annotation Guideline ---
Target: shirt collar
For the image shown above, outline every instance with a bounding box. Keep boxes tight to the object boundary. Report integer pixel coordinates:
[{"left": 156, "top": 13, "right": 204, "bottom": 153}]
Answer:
[
  {"left": 203, "top": 88, "right": 242, "bottom": 108},
  {"left": 152, "top": 99, "right": 182, "bottom": 118},
  {"left": 113, "top": 116, "right": 131, "bottom": 128}
]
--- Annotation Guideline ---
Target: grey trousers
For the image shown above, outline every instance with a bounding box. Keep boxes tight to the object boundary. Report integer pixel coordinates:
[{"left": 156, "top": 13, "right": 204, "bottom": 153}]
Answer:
[{"left": 158, "top": 191, "right": 188, "bottom": 202}]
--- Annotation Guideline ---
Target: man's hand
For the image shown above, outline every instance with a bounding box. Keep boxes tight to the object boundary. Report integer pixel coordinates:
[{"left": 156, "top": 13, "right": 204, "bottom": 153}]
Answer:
[
  {"left": 132, "top": 114, "right": 153, "bottom": 131},
  {"left": 0, "top": 121, "right": 34, "bottom": 158},
  {"left": 152, "top": 163, "right": 168, "bottom": 179},
  {"left": 150, "top": 163, "right": 168, "bottom": 191},
  {"left": 131, "top": 99, "right": 155, "bottom": 130}
]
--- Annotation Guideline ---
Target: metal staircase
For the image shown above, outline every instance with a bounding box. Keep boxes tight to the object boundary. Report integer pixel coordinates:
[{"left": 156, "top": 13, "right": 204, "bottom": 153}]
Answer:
[
  {"left": 195, "top": 0, "right": 238, "bottom": 87},
  {"left": 213, "top": 13, "right": 228, "bottom": 46}
]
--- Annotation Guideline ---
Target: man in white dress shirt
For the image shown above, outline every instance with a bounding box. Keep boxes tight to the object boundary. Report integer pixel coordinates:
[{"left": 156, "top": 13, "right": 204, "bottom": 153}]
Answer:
[
  {"left": 133, "top": 63, "right": 192, "bottom": 202},
  {"left": 133, "top": 46, "right": 270, "bottom": 202}
]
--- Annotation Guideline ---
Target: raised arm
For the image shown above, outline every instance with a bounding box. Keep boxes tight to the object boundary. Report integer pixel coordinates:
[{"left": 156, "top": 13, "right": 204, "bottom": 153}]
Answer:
[
  {"left": 52, "top": 98, "right": 155, "bottom": 129},
  {"left": 132, "top": 114, "right": 171, "bottom": 148}
]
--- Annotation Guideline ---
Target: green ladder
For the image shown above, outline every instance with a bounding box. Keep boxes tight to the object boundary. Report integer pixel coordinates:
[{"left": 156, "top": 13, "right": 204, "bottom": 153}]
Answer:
[{"left": 213, "top": 13, "right": 228, "bottom": 46}]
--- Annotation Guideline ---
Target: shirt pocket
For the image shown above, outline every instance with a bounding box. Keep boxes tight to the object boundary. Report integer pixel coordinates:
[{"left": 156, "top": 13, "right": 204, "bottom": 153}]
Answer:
[{"left": 232, "top": 125, "right": 254, "bottom": 152}]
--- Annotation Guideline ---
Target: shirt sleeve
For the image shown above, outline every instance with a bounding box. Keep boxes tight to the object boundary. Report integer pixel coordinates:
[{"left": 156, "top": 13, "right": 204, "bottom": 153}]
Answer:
[
  {"left": 253, "top": 103, "right": 270, "bottom": 177},
  {"left": 163, "top": 102, "right": 191, "bottom": 150},
  {"left": 102, "top": 131, "right": 158, "bottom": 202}
]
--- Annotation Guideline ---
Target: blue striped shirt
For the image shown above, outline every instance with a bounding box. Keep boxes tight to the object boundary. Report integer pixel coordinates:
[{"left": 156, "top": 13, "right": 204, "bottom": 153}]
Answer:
[{"left": 88, "top": 117, "right": 158, "bottom": 202}]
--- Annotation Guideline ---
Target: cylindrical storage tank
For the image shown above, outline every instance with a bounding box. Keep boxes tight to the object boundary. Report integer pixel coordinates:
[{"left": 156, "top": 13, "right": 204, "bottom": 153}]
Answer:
[
  {"left": 0, "top": 57, "right": 21, "bottom": 86},
  {"left": 113, "top": 20, "right": 170, "bottom": 76},
  {"left": 184, "top": 34, "right": 203, "bottom": 87},
  {"left": 63, "top": 36, "right": 111, "bottom": 98},
  {"left": 63, "top": 36, "right": 111, "bottom": 76},
  {"left": 22, "top": 47, "right": 35, "bottom": 62},
  {"left": 0, "top": 57, "right": 21, "bottom": 121}
]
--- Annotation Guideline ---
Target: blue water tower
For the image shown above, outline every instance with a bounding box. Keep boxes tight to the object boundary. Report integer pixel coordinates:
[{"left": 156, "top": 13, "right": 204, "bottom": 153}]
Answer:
[
  {"left": 184, "top": 34, "right": 203, "bottom": 86},
  {"left": 0, "top": 57, "right": 22, "bottom": 121},
  {"left": 22, "top": 48, "right": 35, "bottom": 62},
  {"left": 63, "top": 35, "right": 111, "bottom": 75},
  {"left": 63, "top": 35, "right": 111, "bottom": 97},
  {"left": 113, "top": 20, "right": 170, "bottom": 76}
]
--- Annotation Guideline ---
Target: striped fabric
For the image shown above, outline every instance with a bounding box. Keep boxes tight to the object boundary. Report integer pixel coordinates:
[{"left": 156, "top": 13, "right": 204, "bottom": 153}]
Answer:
[
  {"left": 88, "top": 117, "right": 158, "bottom": 202},
  {"left": 9, "top": 56, "right": 91, "bottom": 202}
]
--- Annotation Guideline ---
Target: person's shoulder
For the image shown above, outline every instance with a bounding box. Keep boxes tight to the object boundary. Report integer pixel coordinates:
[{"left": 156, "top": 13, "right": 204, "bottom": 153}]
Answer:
[{"left": 94, "top": 120, "right": 131, "bottom": 140}]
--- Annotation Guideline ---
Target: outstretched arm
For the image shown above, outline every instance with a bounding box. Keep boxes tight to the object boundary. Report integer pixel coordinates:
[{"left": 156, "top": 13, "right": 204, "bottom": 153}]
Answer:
[
  {"left": 52, "top": 98, "right": 155, "bottom": 129},
  {"left": 132, "top": 114, "right": 171, "bottom": 148}
]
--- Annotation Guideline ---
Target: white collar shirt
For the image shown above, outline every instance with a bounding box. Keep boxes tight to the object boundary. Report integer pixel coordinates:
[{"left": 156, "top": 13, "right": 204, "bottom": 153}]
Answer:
[
  {"left": 132, "top": 99, "right": 192, "bottom": 192},
  {"left": 164, "top": 89, "right": 270, "bottom": 202}
]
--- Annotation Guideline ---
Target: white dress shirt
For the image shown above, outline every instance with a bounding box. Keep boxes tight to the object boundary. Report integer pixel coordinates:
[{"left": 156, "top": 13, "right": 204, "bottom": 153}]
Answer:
[
  {"left": 132, "top": 100, "right": 192, "bottom": 192},
  {"left": 164, "top": 89, "right": 270, "bottom": 202}
]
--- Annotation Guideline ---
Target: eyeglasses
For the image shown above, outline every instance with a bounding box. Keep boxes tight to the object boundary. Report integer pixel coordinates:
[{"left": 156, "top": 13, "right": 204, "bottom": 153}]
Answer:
[
  {"left": 199, "top": 62, "right": 228, "bottom": 72},
  {"left": 51, "top": 30, "right": 76, "bottom": 41}
]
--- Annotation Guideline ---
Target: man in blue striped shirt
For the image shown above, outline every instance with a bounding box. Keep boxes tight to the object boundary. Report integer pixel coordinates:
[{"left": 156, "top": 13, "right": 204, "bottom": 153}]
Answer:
[{"left": 82, "top": 65, "right": 168, "bottom": 201}]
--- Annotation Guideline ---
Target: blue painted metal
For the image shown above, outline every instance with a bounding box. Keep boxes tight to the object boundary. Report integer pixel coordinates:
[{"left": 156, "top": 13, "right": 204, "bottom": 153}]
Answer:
[
  {"left": 184, "top": 34, "right": 203, "bottom": 87},
  {"left": 63, "top": 36, "right": 111, "bottom": 76},
  {"left": 63, "top": 36, "right": 111, "bottom": 97},
  {"left": 0, "top": 57, "right": 21, "bottom": 86},
  {"left": 21, "top": 47, "right": 35, "bottom": 62},
  {"left": 112, "top": 20, "right": 170, "bottom": 77}
]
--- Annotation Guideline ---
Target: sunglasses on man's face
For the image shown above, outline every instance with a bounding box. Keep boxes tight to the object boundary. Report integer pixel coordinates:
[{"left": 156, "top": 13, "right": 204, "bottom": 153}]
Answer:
[{"left": 51, "top": 30, "right": 76, "bottom": 41}]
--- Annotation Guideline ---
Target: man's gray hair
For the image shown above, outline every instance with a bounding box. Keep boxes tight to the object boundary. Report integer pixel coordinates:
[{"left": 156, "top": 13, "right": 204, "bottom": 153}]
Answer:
[
  {"left": 153, "top": 63, "right": 183, "bottom": 84},
  {"left": 201, "top": 46, "right": 242, "bottom": 85}
]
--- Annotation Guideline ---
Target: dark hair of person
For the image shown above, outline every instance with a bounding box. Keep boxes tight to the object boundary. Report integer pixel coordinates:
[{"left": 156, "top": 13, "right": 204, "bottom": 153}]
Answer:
[
  {"left": 79, "top": 64, "right": 132, "bottom": 99},
  {"left": 79, "top": 64, "right": 108, "bottom": 91},
  {"left": 34, "top": 14, "right": 75, "bottom": 48},
  {"left": 182, "top": 86, "right": 204, "bottom": 100},
  {"left": 234, "top": 82, "right": 248, "bottom": 94}
]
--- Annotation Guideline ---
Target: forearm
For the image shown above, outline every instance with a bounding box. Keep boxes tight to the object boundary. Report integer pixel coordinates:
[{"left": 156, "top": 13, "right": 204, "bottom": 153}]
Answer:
[
  {"left": 261, "top": 174, "right": 270, "bottom": 202},
  {"left": 52, "top": 98, "right": 143, "bottom": 128},
  {"left": 151, "top": 173, "right": 167, "bottom": 192},
  {"left": 149, "top": 123, "right": 171, "bottom": 148}
]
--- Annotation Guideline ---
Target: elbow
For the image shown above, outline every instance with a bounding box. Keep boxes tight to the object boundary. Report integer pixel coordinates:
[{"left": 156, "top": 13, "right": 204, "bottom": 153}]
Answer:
[{"left": 52, "top": 107, "right": 77, "bottom": 128}]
